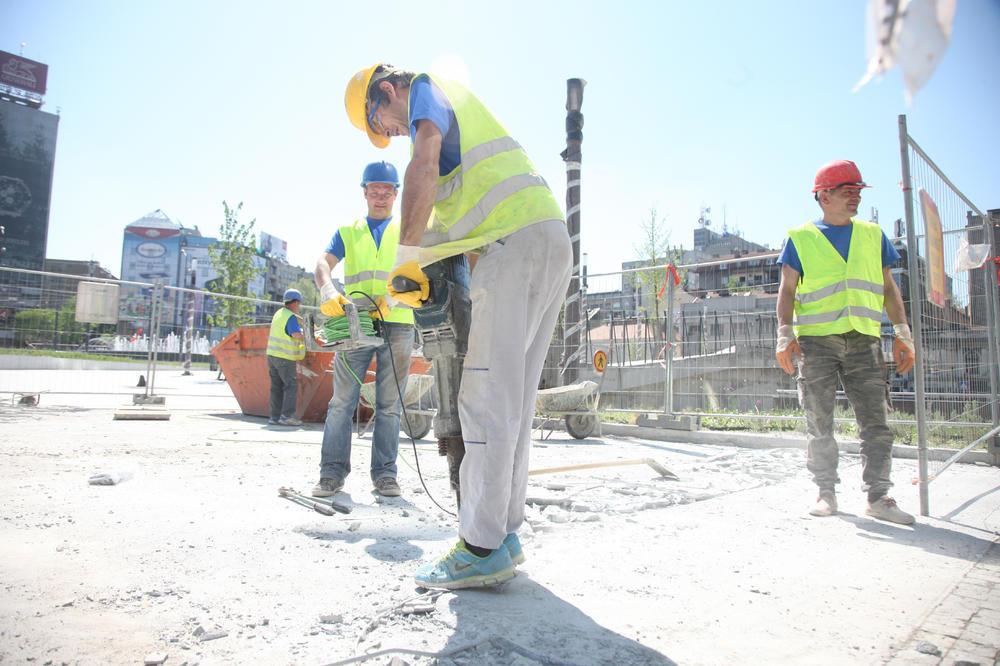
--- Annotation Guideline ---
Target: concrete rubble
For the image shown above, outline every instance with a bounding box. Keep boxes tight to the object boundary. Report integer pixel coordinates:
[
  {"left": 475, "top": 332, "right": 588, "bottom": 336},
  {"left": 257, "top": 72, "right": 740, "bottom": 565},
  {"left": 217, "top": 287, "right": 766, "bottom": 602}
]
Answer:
[{"left": 0, "top": 398, "right": 997, "bottom": 664}]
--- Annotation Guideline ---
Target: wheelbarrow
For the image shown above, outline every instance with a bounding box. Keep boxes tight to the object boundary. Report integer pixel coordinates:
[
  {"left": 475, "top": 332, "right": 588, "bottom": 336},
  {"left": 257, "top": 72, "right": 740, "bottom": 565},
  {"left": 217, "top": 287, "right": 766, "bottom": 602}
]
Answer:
[
  {"left": 534, "top": 378, "right": 603, "bottom": 439},
  {"left": 358, "top": 371, "right": 436, "bottom": 439}
]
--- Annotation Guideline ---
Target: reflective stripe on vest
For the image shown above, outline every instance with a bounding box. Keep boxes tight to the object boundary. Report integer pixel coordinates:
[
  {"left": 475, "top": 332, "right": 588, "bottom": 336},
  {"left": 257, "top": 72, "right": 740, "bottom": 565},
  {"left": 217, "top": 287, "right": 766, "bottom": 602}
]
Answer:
[
  {"left": 340, "top": 218, "right": 414, "bottom": 326},
  {"left": 795, "top": 306, "right": 884, "bottom": 326},
  {"left": 266, "top": 307, "right": 305, "bottom": 360},
  {"left": 344, "top": 269, "right": 391, "bottom": 285},
  {"left": 795, "top": 278, "right": 884, "bottom": 304},
  {"left": 434, "top": 136, "right": 524, "bottom": 202},
  {"left": 412, "top": 74, "right": 565, "bottom": 261},
  {"left": 790, "top": 219, "right": 885, "bottom": 338}
]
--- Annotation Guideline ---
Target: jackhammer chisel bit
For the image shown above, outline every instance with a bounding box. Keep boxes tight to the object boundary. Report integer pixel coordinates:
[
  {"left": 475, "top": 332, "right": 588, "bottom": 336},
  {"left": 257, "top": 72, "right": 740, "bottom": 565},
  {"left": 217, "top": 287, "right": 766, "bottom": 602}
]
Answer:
[{"left": 395, "top": 256, "right": 471, "bottom": 508}]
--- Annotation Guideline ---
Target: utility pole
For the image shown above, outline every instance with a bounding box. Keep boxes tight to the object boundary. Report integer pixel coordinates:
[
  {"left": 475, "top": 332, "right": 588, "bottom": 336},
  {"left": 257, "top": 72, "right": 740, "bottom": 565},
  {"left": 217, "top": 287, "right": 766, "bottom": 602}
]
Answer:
[{"left": 561, "top": 78, "right": 586, "bottom": 384}]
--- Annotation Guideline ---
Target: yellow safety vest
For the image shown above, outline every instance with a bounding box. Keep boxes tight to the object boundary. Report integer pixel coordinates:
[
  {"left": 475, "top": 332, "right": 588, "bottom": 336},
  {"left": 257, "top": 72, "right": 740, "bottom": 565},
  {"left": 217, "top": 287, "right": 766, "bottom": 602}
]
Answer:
[
  {"left": 790, "top": 219, "right": 885, "bottom": 338},
  {"left": 266, "top": 307, "right": 305, "bottom": 360},
  {"left": 340, "top": 218, "right": 414, "bottom": 325},
  {"left": 411, "top": 74, "right": 565, "bottom": 263}
]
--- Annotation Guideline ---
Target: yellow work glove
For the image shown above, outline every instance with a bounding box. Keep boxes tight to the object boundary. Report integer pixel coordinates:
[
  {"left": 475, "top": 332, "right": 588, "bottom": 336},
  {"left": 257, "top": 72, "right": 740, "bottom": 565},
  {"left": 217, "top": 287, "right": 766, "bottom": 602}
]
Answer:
[
  {"left": 386, "top": 261, "right": 430, "bottom": 309},
  {"left": 775, "top": 324, "right": 801, "bottom": 375},
  {"left": 369, "top": 296, "right": 389, "bottom": 320},
  {"left": 892, "top": 323, "right": 915, "bottom": 374},
  {"left": 320, "top": 293, "right": 351, "bottom": 318}
]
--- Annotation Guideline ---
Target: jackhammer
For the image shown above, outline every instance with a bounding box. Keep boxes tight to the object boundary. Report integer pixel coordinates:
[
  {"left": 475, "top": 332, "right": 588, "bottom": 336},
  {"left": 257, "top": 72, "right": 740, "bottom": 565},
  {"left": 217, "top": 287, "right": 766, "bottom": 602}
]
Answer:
[{"left": 391, "top": 255, "right": 471, "bottom": 507}]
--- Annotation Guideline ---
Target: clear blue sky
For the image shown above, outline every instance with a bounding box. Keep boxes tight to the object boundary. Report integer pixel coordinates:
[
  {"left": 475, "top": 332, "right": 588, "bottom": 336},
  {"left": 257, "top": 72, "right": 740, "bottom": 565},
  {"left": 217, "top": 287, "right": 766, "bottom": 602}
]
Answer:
[{"left": 3, "top": 0, "right": 999, "bottom": 278}]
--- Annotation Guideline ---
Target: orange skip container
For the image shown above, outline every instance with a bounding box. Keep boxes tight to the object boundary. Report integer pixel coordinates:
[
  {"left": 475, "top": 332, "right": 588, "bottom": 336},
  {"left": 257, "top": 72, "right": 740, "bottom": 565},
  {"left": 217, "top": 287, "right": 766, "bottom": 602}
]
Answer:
[{"left": 211, "top": 324, "right": 431, "bottom": 423}]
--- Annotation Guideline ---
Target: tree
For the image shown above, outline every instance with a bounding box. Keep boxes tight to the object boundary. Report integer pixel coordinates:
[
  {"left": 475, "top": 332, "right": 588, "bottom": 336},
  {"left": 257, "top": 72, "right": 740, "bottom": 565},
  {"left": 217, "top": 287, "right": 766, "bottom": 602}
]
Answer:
[
  {"left": 206, "top": 201, "right": 262, "bottom": 330},
  {"left": 629, "top": 207, "right": 682, "bottom": 319},
  {"left": 286, "top": 275, "right": 320, "bottom": 308},
  {"left": 14, "top": 308, "right": 54, "bottom": 346}
]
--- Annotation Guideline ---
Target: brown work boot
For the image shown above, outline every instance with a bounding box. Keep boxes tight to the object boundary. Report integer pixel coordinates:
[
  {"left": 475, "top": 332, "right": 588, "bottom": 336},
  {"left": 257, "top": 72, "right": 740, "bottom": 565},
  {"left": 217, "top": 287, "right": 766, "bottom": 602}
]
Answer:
[
  {"left": 312, "top": 477, "right": 343, "bottom": 497},
  {"left": 866, "top": 496, "right": 915, "bottom": 525},
  {"left": 809, "top": 490, "right": 838, "bottom": 517},
  {"left": 373, "top": 477, "right": 401, "bottom": 497}
]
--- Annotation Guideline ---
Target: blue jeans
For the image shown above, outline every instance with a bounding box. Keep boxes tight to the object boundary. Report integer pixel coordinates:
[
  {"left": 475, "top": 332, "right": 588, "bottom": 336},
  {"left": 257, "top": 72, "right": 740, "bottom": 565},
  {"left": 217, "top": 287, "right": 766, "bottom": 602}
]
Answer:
[{"left": 319, "top": 322, "right": 415, "bottom": 482}]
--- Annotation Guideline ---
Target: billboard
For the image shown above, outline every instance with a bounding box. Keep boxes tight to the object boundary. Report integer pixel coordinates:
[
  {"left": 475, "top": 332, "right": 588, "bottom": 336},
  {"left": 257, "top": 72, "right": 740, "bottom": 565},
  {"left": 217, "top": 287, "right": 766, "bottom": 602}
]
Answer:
[
  {"left": 0, "top": 101, "right": 58, "bottom": 271},
  {"left": 0, "top": 51, "right": 48, "bottom": 96},
  {"left": 119, "top": 221, "right": 182, "bottom": 324},
  {"left": 260, "top": 231, "right": 287, "bottom": 261}
]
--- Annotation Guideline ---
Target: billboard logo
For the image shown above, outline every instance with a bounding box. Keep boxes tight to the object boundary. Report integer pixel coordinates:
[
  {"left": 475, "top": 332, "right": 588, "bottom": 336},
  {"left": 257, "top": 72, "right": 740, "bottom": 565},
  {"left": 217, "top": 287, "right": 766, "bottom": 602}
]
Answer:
[
  {"left": 0, "top": 176, "right": 32, "bottom": 217},
  {"left": 136, "top": 242, "right": 166, "bottom": 258},
  {"left": 0, "top": 51, "right": 48, "bottom": 95}
]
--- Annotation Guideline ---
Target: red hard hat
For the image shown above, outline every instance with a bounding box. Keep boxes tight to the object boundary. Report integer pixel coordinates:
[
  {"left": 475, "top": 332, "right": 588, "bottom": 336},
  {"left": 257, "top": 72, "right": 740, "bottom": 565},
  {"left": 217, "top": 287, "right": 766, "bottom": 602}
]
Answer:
[{"left": 812, "top": 160, "right": 870, "bottom": 193}]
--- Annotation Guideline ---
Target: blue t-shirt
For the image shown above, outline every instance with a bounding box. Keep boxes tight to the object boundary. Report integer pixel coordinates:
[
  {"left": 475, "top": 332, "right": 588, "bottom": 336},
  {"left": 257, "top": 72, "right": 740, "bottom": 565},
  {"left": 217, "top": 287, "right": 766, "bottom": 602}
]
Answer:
[
  {"left": 776, "top": 220, "right": 901, "bottom": 277},
  {"left": 325, "top": 216, "right": 393, "bottom": 261},
  {"left": 408, "top": 75, "right": 461, "bottom": 175},
  {"left": 284, "top": 312, "right": 302, "bottom": 336}
]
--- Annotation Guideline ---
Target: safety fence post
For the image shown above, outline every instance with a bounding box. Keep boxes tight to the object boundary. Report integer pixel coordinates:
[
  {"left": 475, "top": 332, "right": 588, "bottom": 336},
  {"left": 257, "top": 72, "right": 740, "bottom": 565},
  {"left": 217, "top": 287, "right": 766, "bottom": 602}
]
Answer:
[
  {"left": 898, "top": 115, "right": 930, "bottom": 516},
  {"left": 663, "top": 269, "right": 675, "bottom": 416},
  {"left": 984, "top": 215, "right": 1000, "bottom": 463}
]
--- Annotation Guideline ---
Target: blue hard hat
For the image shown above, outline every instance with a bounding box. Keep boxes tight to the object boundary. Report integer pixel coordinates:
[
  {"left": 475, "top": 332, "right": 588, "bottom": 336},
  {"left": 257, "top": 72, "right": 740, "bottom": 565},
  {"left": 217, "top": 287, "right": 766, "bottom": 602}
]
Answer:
[
  {"left": 283, "top": 288, "right": 302, "bottom": 303},
  {"left": 361, "top": 161, "right": 399, "bottom": 187}
]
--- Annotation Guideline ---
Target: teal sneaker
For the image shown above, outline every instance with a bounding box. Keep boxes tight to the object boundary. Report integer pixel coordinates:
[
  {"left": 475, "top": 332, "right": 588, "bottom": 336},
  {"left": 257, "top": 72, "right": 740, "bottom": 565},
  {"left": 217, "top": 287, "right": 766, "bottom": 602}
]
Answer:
[
  {"left": 503, "top": 533, "right": 525, "bottom": 566},
  {"left": 414, "top": 540, "right": 515, "bottom": 590}
]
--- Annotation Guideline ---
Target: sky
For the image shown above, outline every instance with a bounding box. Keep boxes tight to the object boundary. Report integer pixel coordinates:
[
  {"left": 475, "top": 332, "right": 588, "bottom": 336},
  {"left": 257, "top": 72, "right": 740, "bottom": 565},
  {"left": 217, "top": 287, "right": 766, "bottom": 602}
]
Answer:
[{"left": 3, "top": 0, "right": 999, "bottom": 281}]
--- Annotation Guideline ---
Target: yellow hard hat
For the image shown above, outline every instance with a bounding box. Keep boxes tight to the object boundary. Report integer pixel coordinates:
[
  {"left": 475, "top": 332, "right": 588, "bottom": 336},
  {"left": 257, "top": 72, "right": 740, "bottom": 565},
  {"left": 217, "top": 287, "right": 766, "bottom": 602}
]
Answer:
[{"left": 345, "top": 63, "right": 390, "bottom": 149}]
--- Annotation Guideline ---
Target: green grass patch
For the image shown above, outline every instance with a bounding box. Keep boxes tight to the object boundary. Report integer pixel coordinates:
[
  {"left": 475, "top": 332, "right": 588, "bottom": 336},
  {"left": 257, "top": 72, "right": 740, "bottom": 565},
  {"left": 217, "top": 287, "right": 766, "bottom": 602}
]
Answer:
[
  {"left": 0, "top": 347, "right": 212, "bottom": 369},
  {"left": 684, "top": 404, "right": 992, "bottom": 451}
]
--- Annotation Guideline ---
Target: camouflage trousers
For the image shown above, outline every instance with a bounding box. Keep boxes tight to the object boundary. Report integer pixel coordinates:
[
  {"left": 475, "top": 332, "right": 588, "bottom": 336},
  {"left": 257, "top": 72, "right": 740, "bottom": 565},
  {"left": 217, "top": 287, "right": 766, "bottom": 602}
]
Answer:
[{"left": 797, "top": 332, "right": 893, "bottom": 497}]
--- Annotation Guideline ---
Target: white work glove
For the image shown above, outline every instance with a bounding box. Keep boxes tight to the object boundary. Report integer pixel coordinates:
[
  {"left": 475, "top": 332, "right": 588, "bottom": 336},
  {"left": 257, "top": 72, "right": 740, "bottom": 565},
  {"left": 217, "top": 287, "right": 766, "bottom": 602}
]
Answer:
[
  {"left": 319, "top": 282, "right": 339, "bottom": 303},
  {"left": 892, "top": 323, "right": 915, "bottom": 374},
  {"left": 389, "top": 244, "right": 422, "bottom": 271},
  {"left": 775, "top": 324, "right": 796, "bottom": 352},
  {"left": 319, "top": 282, "right": 350, "bottom": 317},
  {"left": 775, "top": 324, "right": 801, "bottom": 375},
  {"left": 386, "top": 244, "right": 426, "bottom": 309},
  {"left": 892, "top": 323, "right": 914, "bottom": 353}
]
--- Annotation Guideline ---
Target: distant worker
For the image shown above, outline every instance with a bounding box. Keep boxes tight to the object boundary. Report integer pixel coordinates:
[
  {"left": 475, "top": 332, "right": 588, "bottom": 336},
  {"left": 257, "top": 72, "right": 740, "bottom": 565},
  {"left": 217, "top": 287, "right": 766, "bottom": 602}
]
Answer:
[
  {"left": 312, "top": 161, "right": 415, "bottom": 499},
  {"left": 266, "top": 289, "right": 305, "bottom": 426},
  {"left": 775, "top": 159, "right": 915, "bottom": 525},
  {"left": 345, "top": 63, "right": 571, "bottom": 589}
]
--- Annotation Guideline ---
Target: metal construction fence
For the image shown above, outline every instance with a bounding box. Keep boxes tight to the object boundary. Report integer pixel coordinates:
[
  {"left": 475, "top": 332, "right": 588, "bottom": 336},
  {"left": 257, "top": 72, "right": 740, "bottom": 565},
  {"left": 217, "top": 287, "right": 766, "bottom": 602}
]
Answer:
[
  {"left": 542, "top": 119, "right": 999, "bottom": 516},
  {"left": 0, "top": 265, "right": 292, "bottom": 407},
  {"left": 898, "top": 115, "right": 1000, "bottom": 513}
]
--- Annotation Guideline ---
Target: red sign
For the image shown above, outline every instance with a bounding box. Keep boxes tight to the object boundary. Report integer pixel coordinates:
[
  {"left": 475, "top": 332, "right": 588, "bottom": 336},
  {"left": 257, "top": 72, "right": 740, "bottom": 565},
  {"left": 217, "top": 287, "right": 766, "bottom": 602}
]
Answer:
[
  {"left": 918, "top": 189, "right": 946, "bottom": 308},
  {"left": 0, "top": 51, "right": 48, "bottom": 95}
]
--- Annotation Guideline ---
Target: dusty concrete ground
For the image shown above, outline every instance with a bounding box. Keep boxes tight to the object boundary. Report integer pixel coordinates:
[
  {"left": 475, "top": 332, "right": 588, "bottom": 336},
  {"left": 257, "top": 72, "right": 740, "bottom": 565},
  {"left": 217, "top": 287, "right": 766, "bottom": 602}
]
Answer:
[{"left": 1, "top": 369, "right": 998, "bottom": 665}]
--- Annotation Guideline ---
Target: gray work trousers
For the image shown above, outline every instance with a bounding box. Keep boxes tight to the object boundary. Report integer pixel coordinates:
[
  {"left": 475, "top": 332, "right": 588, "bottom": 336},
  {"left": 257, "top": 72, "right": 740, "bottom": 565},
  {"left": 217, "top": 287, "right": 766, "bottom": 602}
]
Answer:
[
  {"left": 797, "top": 331, "right": 893, "bottom": 498},
  {"left": 267, "top": 355, "right": 298, "bottom": 421}
]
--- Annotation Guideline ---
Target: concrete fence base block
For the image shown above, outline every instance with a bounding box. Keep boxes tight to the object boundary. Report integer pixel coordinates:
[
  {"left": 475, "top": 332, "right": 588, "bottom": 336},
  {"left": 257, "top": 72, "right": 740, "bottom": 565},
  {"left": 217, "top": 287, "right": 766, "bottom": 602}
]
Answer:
[
  {"left": 636, "top": 413, "right": 698, "bottom": 431},
  {"left": 114, "top": 406, "right": 171, "bottom": 421}
]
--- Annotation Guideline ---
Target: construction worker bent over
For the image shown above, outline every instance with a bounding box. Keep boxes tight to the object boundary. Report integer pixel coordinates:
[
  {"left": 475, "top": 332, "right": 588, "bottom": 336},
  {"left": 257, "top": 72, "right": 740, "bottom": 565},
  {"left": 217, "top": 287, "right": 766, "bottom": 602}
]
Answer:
[{"left": 345, "top": 63, "right": 572, "bottom": 589}]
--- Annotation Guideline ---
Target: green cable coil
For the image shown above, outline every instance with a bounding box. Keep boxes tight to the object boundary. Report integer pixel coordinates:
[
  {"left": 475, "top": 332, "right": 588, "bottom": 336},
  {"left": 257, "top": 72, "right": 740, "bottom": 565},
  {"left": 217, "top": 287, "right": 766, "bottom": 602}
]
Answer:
[
  {"left": 321, "top": 310, "right": 378, "bottom": 342},
  {"left": 322, "top": 311, "right": 379, "bottom": 386}
]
